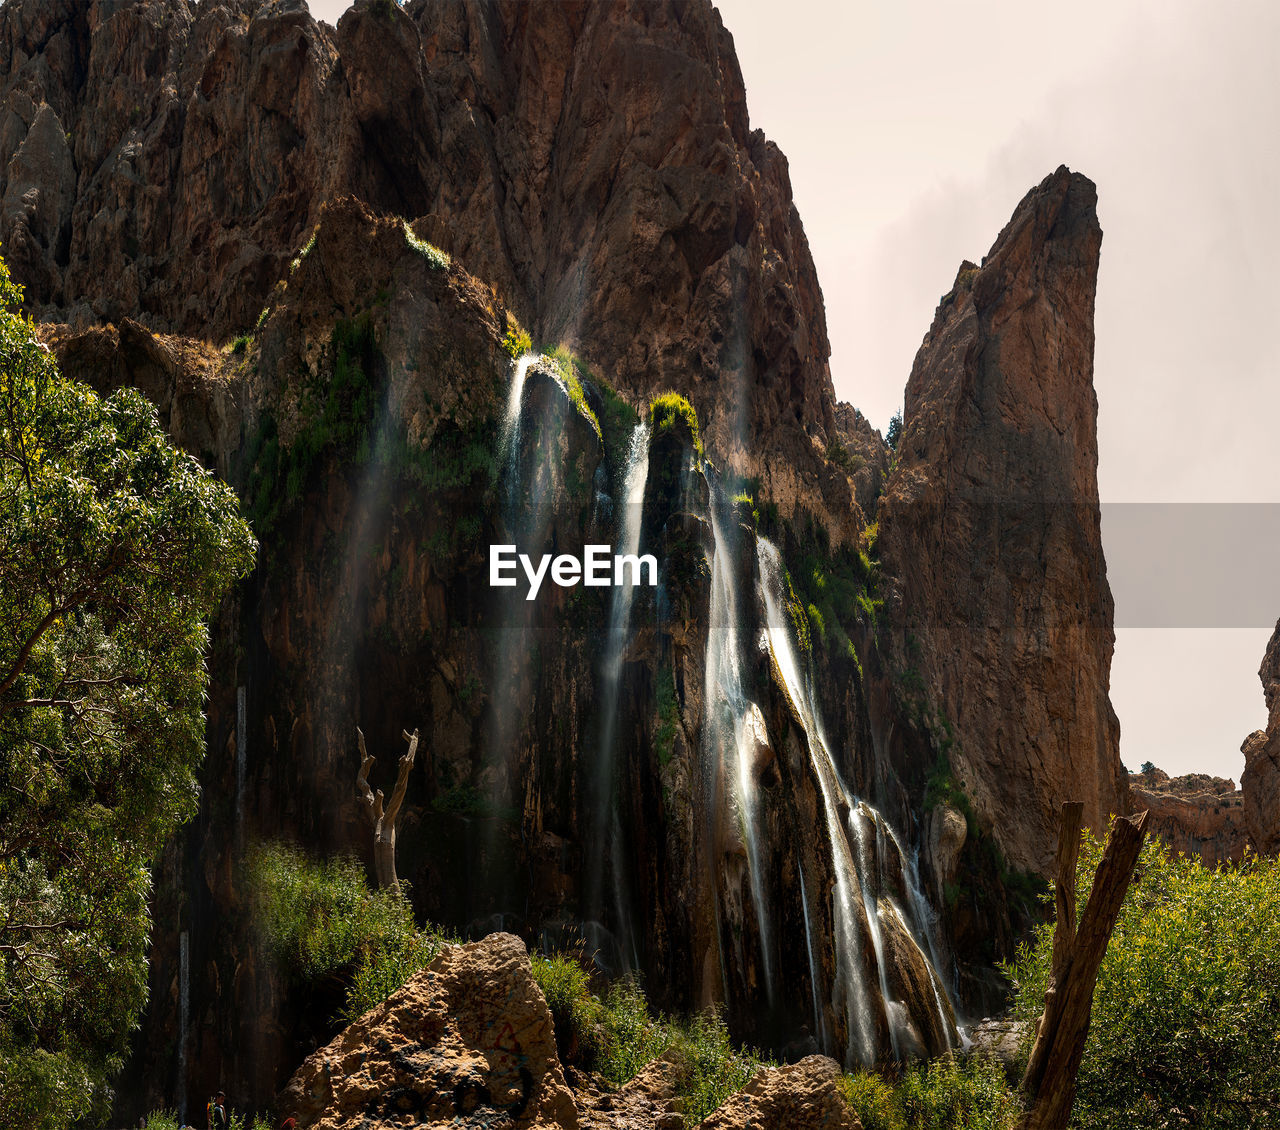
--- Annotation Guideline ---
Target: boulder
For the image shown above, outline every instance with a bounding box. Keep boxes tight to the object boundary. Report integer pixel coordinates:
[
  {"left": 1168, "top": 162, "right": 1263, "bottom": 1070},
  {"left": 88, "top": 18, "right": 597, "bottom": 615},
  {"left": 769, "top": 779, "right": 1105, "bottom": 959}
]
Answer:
[
  {"left": 278, "top": 932, "right": 579, "bottom": 1129},
  {"left": 697, "top": 1055, "right": 861, "bottom": 1130}
]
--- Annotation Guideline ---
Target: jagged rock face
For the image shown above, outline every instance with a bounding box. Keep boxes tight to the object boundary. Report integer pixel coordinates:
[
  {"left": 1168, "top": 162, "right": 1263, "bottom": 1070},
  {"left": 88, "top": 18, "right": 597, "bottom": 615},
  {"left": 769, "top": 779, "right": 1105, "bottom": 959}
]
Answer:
[
  {"left": 279, "top": 932, "right": 580, "bottom": 1129},
  {"left": 1243, "top": 622, "right": 1280, "bottom": 855},
  {"left": 0, "top": 0, "right": 862, "bottom": 539},
  {"left": 877, "top": 167, "right": 1128, "bottom": 876},
  {"left": 1128, "top": 768, "right": 1250, "bottom": 864},
  {"left": 698, "top": 1056, "right": 861, "bottom": 1130}
]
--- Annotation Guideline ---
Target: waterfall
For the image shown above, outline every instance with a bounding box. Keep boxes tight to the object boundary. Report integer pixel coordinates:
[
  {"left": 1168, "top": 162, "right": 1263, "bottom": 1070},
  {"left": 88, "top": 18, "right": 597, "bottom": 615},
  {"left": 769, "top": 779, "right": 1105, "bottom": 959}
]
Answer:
[
  {"left": 500, "top": 353, "right": 537, "bottom": 513},
  {"left": 756, "top": 537, "right": 877, "bottom": 1065},
  {"left": 176, "top": 930, "right": 190, "bottom": 1123},
  {"left": 235, "top": 685, "right": 246, "bottom": 849},
  {"left": 756, "top": 536, "right": 957, "bottom": 1064},
  {"left": 798, "top": 867, "right": 830, "bottom": 1050},
  {"left": 587, "top": 421, "right": 650, "bottom": 967},
  {"left": 703, "top": 479, "right": 776, "bottom": 1006}
]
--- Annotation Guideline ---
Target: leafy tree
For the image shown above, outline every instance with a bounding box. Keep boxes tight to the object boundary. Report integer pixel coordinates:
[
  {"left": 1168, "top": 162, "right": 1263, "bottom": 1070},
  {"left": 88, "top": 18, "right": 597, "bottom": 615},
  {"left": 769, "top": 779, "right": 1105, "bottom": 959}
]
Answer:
[
  {"left": 1008, "top": 835, "right": 1280, "bottom": 1129},
  {"left": 0, "top": 256, "right": 256, "bottom": 1128},
  {"left": 886, "top": 409, "right": 903, "bottom": 450}
]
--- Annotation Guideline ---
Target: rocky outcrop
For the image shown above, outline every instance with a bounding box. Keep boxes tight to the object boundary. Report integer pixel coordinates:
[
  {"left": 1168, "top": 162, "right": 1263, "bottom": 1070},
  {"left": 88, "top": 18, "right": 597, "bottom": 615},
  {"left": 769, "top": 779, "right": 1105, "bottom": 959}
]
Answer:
[
  {"left": 1243, "top": 622, "right": 1280, "bottom": 855},
  {"left": 278, "top": 934, "right": 861, "bottom": 1130},
  {"left": 1128, "top": 766, "right": 1250, "bottom": 864},
  {"left": 0, "top": 0, "right": 863, "bottom": 539},
  {"left": 279, "top": 932, "right": 579, "bottom": 1128},
  {"left": 698, "top": 1056, "right": 860, "bottom": 1130},
  {"left": 876, "top": 167, "right": 1127, "bottom": 876}
]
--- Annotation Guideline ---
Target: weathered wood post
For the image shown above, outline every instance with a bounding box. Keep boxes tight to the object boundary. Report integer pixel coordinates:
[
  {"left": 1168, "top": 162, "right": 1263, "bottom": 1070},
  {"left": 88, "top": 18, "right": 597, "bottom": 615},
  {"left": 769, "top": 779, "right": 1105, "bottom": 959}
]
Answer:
[
  {"left": 355, "top": 725, "right": 418, "bottom": 891},
  {"left": 1017, "top": 802, "right": 1150, "bottom": 1130}
]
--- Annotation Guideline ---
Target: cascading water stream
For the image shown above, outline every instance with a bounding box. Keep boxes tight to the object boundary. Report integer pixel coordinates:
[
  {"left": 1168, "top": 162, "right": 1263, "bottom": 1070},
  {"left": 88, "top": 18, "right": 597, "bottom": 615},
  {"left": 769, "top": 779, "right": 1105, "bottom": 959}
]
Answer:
[
  {"left": 500, "top": 353, "right": 537, "bottom": 516},
  {"left": 798, "top": 867, "right": 830, "bottom": 1050},
  {"left": 878, "top": 817, "right": 959, "bottom": 1047},
  {"left": 703, "top": 478, "right": 776, "bottom": 1007},
  {"left": 756, "top": 536, "right": 957, "bottom": 1064},
  {"left": 587, "top": 422, "right": 650, "bottom": 968},
  {"left": 758, "top": 538, "right": 876, "bottom": 1064}
]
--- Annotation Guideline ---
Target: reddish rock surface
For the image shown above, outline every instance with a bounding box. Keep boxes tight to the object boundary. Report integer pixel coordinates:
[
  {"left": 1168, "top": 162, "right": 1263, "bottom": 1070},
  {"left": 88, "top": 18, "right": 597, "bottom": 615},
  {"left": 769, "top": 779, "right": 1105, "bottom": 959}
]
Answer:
[
  {"left": 1243, "top": 622, "right": 1280, "bottom": 855},
  {"left": 877, "top": 168, "right": 1128, "bottom": 876},
  {"left": 0, "top": 0, "right": 863, "bottom": 538},
  {"left": 1128, "top": 767, "right": 1250, "bottom": 864},
  {"left": 698, "top": 1056, "right": 861, "bottom": 1130},
  {"left": 279, "top": 932, "right": 579, "bottom": 1128}
]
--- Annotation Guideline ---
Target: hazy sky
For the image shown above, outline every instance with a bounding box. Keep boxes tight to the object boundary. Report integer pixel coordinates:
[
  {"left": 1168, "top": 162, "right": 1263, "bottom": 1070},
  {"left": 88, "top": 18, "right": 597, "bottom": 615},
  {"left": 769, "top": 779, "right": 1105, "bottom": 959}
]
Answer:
[{"left": 312, "top": 0, "right": 1279, "bottom": 779}]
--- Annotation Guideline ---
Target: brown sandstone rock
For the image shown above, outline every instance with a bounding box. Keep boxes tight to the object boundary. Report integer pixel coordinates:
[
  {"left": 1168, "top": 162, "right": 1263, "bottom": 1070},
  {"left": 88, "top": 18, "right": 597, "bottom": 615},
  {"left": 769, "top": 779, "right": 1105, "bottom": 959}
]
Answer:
[
  {"left": 1128, "top": 766, "right": 1250, "bottom": 863},
  {"left": 697, "top": 1055, "right": 861, "bottom": 1130},
  {"left": 877, "top": 167, "right": 1128, "bottom": 875},
  {"left": 278, "top": 932, "right": 580, "bottom": 1129},
  {"left": 1243, "top": 622, "right": 1280, "bottom": 855},
  {"left": 0, "top": 0, "right": 862, "bottom": 540}
]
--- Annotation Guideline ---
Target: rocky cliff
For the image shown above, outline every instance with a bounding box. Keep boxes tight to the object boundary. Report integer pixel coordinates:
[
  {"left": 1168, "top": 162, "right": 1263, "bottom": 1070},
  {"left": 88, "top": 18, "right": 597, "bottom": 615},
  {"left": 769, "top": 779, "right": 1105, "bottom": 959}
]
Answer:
[
  {"left": 1242, "top": 621, "right": 1280, "bottom": 855},
  {"left": 0, "top": 0, "right": 1132, "bottom": 1121},
  {"left": 0, "top": 0, "right": 856, "bottom": 537},
  {"left": 1128, "top": 767, "right": 1250, "bottom": 864},
  {"left": 876, "top": 168, "right": 1128, "bottom": 876}
]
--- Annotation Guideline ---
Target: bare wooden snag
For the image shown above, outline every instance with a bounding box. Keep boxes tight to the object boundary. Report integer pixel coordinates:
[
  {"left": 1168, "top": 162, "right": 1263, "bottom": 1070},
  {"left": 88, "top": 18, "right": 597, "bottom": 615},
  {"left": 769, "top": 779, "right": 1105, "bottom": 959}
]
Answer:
[
  {"left": 356, "top": 725, "right": 418, "bottom": 891},
  {"left": 1018, "top": 802, "right": 1150, "bottom": 1130}
]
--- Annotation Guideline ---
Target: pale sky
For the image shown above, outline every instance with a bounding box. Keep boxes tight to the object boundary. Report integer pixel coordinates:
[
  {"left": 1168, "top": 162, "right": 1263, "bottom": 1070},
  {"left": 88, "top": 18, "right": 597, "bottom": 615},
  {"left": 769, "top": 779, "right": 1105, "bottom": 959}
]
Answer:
[{"left": 312, "top": 0, "right": 1279, "bottom": 779}]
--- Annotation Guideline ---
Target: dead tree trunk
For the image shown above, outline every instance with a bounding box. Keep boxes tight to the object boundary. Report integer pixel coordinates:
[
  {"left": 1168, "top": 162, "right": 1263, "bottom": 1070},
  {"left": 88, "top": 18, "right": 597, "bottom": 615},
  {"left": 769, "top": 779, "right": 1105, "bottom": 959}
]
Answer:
[
  {"left": 1018, "top": 803, "right": 1150, "bottom": 1130},
  {"left": 355, "top": 726, "right": 418, "bottom": 891}
]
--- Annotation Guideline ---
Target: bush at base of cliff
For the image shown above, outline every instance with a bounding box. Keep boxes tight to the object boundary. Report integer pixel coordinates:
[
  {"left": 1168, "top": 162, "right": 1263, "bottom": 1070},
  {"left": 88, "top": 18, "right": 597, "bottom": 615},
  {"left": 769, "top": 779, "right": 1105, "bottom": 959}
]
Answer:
[
  {"left": 529, "top": 958, "right": 770, "bottom": 1125},
  {"left": 1007, "top": 836, "right": 1280, "bottom": 1129},
  {"left": 839, "top": 1057, "right": 1020, "bottom": 1130},
  {"left": 245, "top": 842, "right": 453, "bottom": 1025}
]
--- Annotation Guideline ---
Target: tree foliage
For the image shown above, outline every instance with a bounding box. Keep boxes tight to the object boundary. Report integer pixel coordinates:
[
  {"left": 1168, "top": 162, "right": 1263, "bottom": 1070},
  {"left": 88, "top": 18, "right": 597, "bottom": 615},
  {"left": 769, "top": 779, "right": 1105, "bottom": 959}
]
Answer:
[
  {"left": 0, "top": 255, "right": 256, "bottom": 1128},
  {"left": 1008, "top": 835, "right": 1280, "bottom": 1129}
]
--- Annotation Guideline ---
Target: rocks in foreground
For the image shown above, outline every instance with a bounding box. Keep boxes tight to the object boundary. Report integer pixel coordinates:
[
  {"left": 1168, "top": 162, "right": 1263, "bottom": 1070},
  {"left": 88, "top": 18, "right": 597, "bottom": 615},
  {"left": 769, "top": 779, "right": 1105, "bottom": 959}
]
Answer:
[
  {"left": 279, "top": 932, "right": 578, "bottom": 1129},
  {"left": 699, "top": 1056, "right": 860, "bottom": 1130},
  {"left": 279, "top": 933, "right": 860, "bottom": 1129}
]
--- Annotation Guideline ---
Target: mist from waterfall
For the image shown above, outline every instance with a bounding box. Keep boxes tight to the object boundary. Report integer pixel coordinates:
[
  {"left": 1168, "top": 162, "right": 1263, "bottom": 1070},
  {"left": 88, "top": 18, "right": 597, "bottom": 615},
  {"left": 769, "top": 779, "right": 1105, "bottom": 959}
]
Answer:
[
  {"left": 587, "top": 421, "right": 650, "bottom": 968},
  {"left": 703, "top": 475, "right": 776, "bottom": 1007}
]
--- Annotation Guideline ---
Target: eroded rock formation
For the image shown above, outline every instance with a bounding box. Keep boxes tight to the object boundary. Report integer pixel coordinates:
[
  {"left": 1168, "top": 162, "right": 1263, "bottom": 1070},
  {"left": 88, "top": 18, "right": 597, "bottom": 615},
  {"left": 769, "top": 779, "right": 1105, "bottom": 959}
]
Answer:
[
  {"left": 279, "top": 932, "right": 579, "bottom": 1129},
  {"left": 1128, "top": 767, "right": 1250, "bottom": 864},
  {"left": 1243, "top": 622, "right": 1280, "bottom": 855},
  {"left": 877, "top": 167, "right": 1128, "bottom": 876},
  {"left": 0, "top": 0, "right": 860, "bottom": 538}
]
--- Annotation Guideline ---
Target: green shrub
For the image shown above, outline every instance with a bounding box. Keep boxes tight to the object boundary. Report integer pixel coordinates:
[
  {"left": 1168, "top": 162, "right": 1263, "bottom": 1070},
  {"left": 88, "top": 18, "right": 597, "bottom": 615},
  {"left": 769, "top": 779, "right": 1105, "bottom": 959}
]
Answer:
[
  {"left": 533, "top": 961, "right": 769, "bottom": 1124},
  {"left": 839, "top": 1058, "right": 1020, "bottom": 1130},
  {"left": 665, "top": 1009, "right": 766, "bottom": 1124},
  {"left": 545, "top": 345, "right": 602, "bottom": 440},
  {"left": 503, "top": 313, "right": 533, "bottom": 359},
  {"left": 1007, "top": 838, "right": 1280, "bottom": 1129},
  {"left": 598, "top": 978, "right": 670, "bottom": 1083},
  {"left": 229, "top": 332, "right": 252, "bottom": 355},
  {"left": 532, "top": 953, "right": 604, "bottom": 1066},
  {"left": 826, "top": 438, "right": 863, "bottom": 472},
  {"left": 649, "top": 391, "right": 703, "bottom": 458},
  {"left": 838, "top": 1070, "right": 900, "bottom": 1130},
  {"left": 245, "top": 842, "right": 450, "bottom": 1024}
]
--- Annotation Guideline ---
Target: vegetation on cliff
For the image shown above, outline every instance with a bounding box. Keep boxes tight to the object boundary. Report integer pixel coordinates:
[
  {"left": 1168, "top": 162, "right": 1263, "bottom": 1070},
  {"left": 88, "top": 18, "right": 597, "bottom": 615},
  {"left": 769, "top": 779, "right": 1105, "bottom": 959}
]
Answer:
[
  {"left": 246, "top": 842, "right": 453, "bottom": 1025},
  {"left": 0, "top": 258, "right": 256, "bottom": 1128}
]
